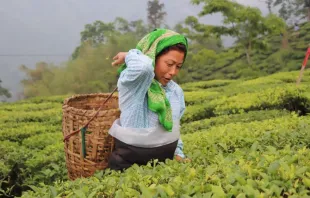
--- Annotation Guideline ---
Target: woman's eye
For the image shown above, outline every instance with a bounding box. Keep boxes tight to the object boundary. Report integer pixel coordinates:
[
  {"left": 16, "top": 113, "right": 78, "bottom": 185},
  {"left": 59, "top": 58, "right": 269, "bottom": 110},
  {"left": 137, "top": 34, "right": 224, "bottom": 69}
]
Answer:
[
  {"left": 167, "top": 63, "right": 174, "bottom": 67},
  {"left": 177, "top": 65, "right": 182, "bottom": 69}
]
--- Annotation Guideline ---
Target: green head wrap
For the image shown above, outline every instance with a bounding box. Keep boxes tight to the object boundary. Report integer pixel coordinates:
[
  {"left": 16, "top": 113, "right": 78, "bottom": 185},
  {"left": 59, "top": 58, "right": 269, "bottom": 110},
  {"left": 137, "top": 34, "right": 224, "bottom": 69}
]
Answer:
[{"left": 118, "top": 29, "right": 188, "bottom": 131}]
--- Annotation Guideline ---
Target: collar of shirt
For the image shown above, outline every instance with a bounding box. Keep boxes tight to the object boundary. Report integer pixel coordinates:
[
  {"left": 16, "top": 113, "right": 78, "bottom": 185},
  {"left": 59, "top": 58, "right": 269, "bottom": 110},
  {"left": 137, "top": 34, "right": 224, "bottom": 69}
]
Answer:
[{"left": 157, "top": 80, "right": 174, "bottom": 92}]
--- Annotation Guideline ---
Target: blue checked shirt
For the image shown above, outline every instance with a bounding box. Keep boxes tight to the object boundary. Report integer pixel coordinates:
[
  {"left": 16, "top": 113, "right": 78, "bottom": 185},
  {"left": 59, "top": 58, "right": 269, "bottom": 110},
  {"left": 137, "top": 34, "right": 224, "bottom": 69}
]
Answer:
[{"left": 117, "top": 49, "right": 186, "bottom": 158}]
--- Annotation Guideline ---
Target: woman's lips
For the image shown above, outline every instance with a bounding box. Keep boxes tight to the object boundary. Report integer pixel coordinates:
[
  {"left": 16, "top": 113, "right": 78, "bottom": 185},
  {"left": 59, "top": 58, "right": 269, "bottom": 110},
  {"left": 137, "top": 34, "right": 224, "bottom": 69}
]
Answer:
[
  {"left": 163, "top": 78, "right": 171, "bottom": 83},
  {"left": 164, "top": 78, "right": 171, "bottom": 81}
]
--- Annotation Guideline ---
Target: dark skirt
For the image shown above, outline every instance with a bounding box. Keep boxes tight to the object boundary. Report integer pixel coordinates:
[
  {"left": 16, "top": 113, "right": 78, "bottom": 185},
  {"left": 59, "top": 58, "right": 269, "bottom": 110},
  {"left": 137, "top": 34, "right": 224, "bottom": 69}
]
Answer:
[{"left": 108, "top": 138, "right": 178, "bottom": 171}]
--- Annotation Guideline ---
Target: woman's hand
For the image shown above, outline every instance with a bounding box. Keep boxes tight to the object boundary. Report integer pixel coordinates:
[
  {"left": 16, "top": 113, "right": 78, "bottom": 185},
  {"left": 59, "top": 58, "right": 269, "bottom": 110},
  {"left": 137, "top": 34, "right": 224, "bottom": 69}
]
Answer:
[
  {"left": 175, "top": 155, "right": 191, "bottom": 163},
  {"left": 112, "top": 52, "right": 127, "bottom": 66}
]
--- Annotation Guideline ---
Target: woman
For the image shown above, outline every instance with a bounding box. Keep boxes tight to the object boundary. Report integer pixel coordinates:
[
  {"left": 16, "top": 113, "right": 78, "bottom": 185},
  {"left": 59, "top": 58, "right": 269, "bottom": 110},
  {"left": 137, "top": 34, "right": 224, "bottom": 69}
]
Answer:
[{"left": 108, "top": 29, "right": 189, "bottom": 171}]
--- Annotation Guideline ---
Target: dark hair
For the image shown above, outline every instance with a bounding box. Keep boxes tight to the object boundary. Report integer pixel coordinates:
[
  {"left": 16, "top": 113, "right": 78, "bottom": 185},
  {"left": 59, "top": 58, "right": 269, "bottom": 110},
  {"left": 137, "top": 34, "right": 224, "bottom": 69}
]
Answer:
[{"left": 156, "top": 43, "right": 187, "bottom": 59}]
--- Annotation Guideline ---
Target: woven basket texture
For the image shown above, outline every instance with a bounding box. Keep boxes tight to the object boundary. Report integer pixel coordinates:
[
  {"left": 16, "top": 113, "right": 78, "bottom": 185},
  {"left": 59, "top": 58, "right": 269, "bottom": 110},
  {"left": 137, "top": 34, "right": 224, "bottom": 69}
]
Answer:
[{"left": 62, "top": 93, "right": 120, "bottom": 180}]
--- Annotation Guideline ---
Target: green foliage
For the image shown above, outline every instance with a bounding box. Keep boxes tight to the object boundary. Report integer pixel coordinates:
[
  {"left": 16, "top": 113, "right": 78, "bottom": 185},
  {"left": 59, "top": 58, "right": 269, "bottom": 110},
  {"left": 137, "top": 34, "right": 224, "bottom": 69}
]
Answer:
[
  {"left": 211, "top": 86, "right": 309, "bottom": 115},
  {"left": 80, "top": 20, "right": 115, "bottom": 45},
  {"left": 0, "top": 141, "right": 28, "bottom": 177},
  {"left": 6, "top": 1, "right": 310, "bottom": 195},
  {"left": 182, "top": 85, "right": 310, "bottom": 122},
  {"left": 24, "top": 142, "right": 66, "bottom": 185},
  {"left": 184, "top": 91, "right": 219, "bottom": 105},
  {"left": 2, "top": 70, "right": 310, "bottom": 197},
  {"left": 0, "top": 95, "right": 66, "bottom": 197},
  {"left": 181, "top": 71, "right": 310, "bottom": 123},
  {"left": 21, "top": 115, "right": 310, "bottom": 197},
  {"left": 0, "top": 123, "right": 60, "bottom": 143},
  {"left": 181, "top": 110, "right": 291, "bottom": 134},
  {"left": 181, "top": 79, "right": 234, "bottom": 91}
]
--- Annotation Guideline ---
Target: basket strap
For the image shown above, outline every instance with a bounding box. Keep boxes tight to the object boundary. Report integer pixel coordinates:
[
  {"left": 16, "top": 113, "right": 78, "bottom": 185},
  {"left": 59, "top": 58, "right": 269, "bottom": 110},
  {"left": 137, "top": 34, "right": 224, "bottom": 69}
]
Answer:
[{"left": 63, "top": 87, "right": 118, "bottom": 142}]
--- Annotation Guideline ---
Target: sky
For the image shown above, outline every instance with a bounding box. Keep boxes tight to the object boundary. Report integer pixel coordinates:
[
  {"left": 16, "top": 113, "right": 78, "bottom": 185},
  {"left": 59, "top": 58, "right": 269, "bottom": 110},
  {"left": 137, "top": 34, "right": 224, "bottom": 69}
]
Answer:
[{"left": 0, "top": 0, "right": 268, "bottom": 101}]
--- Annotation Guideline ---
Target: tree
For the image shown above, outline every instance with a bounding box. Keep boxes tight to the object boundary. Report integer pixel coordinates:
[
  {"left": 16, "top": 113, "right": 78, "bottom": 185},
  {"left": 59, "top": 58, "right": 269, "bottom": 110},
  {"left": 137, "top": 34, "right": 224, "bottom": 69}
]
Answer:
[
  {"left": 0, "top": 79, "right": 11, "bottom": 99},
  {"left": 190, "top": 0, "right": 286, "bottom": 65},
  {"left": 21, "top": 29, "right": 139, "bottom": 98},
  {"left": 129, "top": 20, "right": 149, "bottom": 38},
  {"left": 271, "top": 0, "right": 307, "bottom": 23},
  {"left": 147, "top": 0, "right": 167, "bottom": 29},
  {"left": 267, "top": 0, "right": 274, "bottom": 14},
  {"left": 175, "top": 17, "right": 223, "bottom": 53},
  {"left": 173, "top": 18, "right": 224, "bottom": 83},
  {"left": 259, "top": 0, "right": 274, "bottom": 14},
  {"left": 20, "top": 62, "right": 55, "bottom": 98},
  {"left": 114, "top": 17, "right": 149, "bottom": 39},
  {"left": 114, "top": 17, "right": 131, "bottom": 33},
  {"left": 304, "top": 0, "right": 310, "bottom": 21},
  {"left": 263, "top": 0, "right": 308, "bottom": 49},
  {"left": 71, "top": 20, "right": 116, "bottom": 59},
  {"left": 80, "top": 20, "right": 115, "bottom": 45},
  {"left": 309, "top": 9, "right": 310, "bottom": 22},
  {"left": 72, "top": 18, "right": 149, "bottom": 59}
]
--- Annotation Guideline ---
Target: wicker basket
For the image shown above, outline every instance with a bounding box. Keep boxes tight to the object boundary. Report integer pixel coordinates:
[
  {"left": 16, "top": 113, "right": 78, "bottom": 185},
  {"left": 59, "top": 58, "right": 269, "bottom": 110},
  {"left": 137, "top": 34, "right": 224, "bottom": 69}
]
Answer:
[{"left": 62, "top": 93, "right": 120, "bottom": 180}]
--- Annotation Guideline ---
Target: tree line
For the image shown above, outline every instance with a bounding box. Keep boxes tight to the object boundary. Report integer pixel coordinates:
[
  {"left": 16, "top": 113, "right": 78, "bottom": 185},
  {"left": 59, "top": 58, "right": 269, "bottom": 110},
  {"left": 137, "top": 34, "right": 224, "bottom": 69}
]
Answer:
[{"left": 1, "top": 0, "right": 309, "bottom": 100}]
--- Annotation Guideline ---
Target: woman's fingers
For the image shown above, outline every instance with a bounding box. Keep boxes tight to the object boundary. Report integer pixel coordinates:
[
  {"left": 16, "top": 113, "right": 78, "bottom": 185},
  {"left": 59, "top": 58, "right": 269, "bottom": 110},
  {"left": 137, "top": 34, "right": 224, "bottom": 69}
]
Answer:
[
  {"left": 112, "top": 54, "right": 120, "bottom": 66},
  {"left": 111, "top": 52, "right": 126, "bottom": 66},
  {"left": 112, "top": 60, "right": 120, "bottom": 66},
  {"left": 113, "top": 54, "right": 119, "bottom": 60}
]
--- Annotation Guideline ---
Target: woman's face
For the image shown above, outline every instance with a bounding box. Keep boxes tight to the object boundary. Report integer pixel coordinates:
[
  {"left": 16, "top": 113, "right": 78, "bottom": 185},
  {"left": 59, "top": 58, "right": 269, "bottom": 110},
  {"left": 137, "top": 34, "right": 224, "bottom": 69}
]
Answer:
[{"left": 155, "top": 50, "right": 185, "bottom": 86}]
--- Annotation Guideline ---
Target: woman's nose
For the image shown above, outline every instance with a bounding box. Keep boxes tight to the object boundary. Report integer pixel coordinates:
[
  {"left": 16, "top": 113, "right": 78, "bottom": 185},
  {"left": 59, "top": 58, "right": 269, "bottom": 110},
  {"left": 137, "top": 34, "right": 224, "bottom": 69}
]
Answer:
[{"left": 168, "top": 67, "right": 178, "bottom": 76}]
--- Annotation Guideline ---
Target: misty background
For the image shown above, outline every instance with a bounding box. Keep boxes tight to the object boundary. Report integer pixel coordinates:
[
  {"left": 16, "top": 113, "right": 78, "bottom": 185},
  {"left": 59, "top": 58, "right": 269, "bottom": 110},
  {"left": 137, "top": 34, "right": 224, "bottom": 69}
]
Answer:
[{"left": 0, "top": 0, "right": 268, "bottom": 101}]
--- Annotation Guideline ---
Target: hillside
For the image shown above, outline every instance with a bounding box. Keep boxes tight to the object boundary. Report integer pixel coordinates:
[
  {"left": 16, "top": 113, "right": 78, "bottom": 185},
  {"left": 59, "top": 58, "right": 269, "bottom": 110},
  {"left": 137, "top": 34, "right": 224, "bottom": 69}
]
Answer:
[
  {"left": 182, "top": 22, "right": 310, "bottom": 82},
  {"left": 1, "top": 69, "right": 310, "bottom": 197}
]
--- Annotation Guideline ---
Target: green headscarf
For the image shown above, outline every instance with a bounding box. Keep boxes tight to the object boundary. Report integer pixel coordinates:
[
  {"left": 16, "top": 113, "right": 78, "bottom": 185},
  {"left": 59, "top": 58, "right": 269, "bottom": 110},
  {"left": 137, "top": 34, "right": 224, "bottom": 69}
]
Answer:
[{"left": 118, "top": 29, "right": 188, "bottom": 132}]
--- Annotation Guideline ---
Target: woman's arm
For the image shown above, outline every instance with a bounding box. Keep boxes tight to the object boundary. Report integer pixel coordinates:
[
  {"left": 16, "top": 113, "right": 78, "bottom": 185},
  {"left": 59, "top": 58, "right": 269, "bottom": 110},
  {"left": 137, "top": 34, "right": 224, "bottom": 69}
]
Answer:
[{"left": 115, "top": 49, "right": 154, "bottom": 108}]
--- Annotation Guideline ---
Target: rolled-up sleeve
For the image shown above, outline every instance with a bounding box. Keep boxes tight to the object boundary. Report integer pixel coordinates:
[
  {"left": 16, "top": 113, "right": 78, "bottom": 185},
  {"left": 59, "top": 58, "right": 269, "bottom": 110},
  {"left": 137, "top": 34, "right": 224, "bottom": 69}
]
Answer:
[
  {"left": 118, "top": 49, "right": 154, "bottom": 88},
  {"left": 175, "top": 139, "right": 185, "bottom": 158},
  {"left": 117, "top": 49, "right": 154, "bottom": 108}
]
